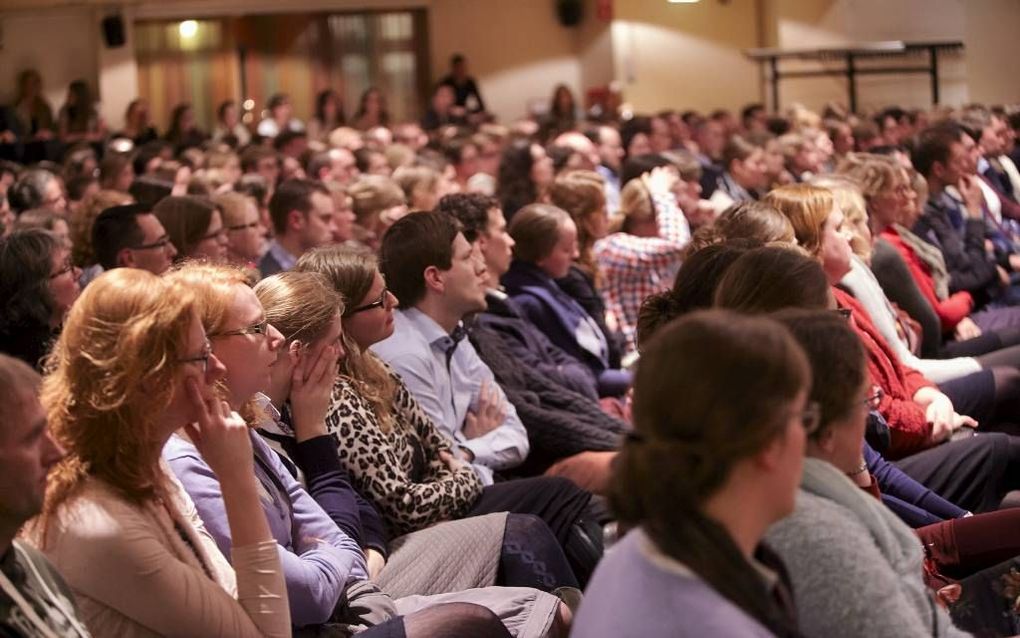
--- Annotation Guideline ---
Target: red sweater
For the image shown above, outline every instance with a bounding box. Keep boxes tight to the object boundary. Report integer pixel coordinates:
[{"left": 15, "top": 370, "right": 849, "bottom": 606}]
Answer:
[
  {"left": 833, "top": 288, "right": 936, "bottom": 458},
  {"left": 880, "top": 227, "right": 974, "bottom": 332}
]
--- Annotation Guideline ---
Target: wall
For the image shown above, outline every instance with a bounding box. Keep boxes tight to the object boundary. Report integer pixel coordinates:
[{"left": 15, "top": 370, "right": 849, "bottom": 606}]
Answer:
[
  {"left": 611, "top": 0, "right": 763, "bottom": 113},
  {"left": 3, "top": 0, "right": 1020, "bottom": 131},
  {"left": 428, "top": 0, "right": 586, "bottom": 123},
  {"left": 765, "top": 0, "right": 971, "bottom": 112},
  {"left": 0, "top": 7, "right": 100, "bottom": 115},
  {"left": 964, "top": 0, "right": 1020, "bottom": 106}
]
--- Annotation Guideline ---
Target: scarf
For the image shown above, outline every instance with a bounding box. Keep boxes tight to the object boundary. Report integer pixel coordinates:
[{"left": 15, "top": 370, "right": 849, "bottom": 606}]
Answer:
[{"left": 892, "top": 224, "right": 951, "bottom": 300}]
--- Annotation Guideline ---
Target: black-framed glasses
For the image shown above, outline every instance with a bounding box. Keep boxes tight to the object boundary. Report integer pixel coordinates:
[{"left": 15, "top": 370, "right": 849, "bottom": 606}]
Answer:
[
  {"left": 863, "top": 386, "right": 884, "bottom": 410},
  {"left": 177, "top": 341, "right": 213, "bottom": 373},
  {"left": 801, "top": 401, "right": 822, "bottom": 436},
  {"left": 210, "top": 318, "right": 270, "bottom": 339},
  {"left": 346, "top": 288, "right": 389, "bottom": 316},
  {"left": 131, "top": 235, "right": 172, "bottom": 251},
  {"left": 227, "top": 221, "right": 260, "bottom": 231}
]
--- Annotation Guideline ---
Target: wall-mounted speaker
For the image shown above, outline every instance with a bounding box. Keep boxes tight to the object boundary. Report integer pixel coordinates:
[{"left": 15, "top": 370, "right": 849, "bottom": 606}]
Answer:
[
  {"left": 556, "top": 0, "right": 584, "bottom": 27},
  {"left": 102, "top": 15, "right": 126, "bottom": 48}
]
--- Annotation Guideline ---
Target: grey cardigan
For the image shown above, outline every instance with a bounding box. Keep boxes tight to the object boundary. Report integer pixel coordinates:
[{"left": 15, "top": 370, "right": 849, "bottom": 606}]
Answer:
[{"left": 765, "top": 458, "right": 971, "bottom": 638}]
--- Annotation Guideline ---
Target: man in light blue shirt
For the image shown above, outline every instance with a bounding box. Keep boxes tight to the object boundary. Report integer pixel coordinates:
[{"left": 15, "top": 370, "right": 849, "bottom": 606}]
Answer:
[
  {"left": 258, "top": 179, "right": 337, "bottom": 278},
  {"left": 371, "top": 211, "right": 530, "bottom": 484}
]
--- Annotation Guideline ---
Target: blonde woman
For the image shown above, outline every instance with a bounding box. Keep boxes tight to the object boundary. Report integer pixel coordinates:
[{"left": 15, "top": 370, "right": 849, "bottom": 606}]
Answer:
[
  {"left": 30, "top": 268, "right": 290, "bottom": 637},
  {"left": 164, "top": 262, "right": 564, "bottom": 637},
  {"left": 592, "top": 166, "right": 690, "bottom": 353},
  {"left": 213, "top": 191, "right": 266, "bottom": 268}
]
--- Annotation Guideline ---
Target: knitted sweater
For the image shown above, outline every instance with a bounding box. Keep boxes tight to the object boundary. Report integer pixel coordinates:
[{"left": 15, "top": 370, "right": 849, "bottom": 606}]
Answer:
[
  {"left": 468, "top": 321, "right": 627, "bottom": 475},
  {"left": 766, "top": 458, "right": 970, "bottom": 638}
]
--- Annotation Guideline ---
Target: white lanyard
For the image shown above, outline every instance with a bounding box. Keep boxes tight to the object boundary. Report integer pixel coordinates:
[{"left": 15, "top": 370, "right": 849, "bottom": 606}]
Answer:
[{"left": 0, "top": 545, "right": 89, "bottom": 638}]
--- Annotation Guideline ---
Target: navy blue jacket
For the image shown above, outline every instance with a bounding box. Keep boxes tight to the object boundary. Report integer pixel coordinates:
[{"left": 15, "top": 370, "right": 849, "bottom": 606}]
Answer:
[{"left": 501, "top": 260, "right": 631, "bottom": 397}]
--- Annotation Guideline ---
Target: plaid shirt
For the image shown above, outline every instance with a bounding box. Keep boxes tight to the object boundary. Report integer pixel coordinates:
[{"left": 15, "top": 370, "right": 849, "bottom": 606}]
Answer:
[{"left": 594, "top": 193, "right": 690, "bottom": 353}]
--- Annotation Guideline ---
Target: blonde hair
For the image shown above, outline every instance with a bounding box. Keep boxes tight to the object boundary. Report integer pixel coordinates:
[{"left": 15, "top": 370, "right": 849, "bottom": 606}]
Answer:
[
  {"left": 548, "top": 170, "right": 605, "bottom": 281},
  {"left": 254, "top": 271, "right": 344, "bottom": 345},
  {"left": 812, "top": 175, "right": 871, "bottom": 261},
  {"left": 70, "top": 189, "right": 132, "bottom": 267},
  {"left": 36, "top": 269, "right": 196, "bottom": 544},
  {"left": 762, "top": 184, "right": 835, "bottom": 256},
  {"left": 615, "top": 178, "right": 655, "bottom": 234},
  {"left": 212, "top": 191, "right": 256, "bottom": 229},
  {"left": 393, "top": 165, "right": 440, "bottom": 207},
  {"left": 294, "top": 246, "right": 399, "bottom": 431},
  {"left": 835, "top": 153, "right": 900, "bottom": 199},
  {"left": 347, "top": 175, "right": 405, "bottom": 226},
  {"left": 165, "top": 262, "right": 253, "bottom": 337}
]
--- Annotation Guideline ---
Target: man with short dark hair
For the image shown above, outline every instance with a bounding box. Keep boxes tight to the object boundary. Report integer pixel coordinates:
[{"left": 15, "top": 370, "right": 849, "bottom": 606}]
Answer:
[
  {"left": 0, "top": 354, "right": 89, "bottom": 637},
  {"left": 439, "top": 193, "right": 624, "bottom": 489},
  {"left": 259, "top": 179, "right": 336, "bottom": 277},
  {"left": 913, "top": 124, "right": 1020, "bottom": 309},
  {"left": 91, "top": 203, "right": 177, "bottom": 275},
  {"left": 371, "top": 210, "right": 529, "bottom": 484},
  {"left": 306, "top": 148, "right": 358, "bottom": 186}
]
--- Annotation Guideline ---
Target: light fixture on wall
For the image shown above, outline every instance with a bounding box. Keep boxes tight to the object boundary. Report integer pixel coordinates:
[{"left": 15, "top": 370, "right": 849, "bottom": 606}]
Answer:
[{"left": 178, "top": 20, "right": 198, "bottom": 39}]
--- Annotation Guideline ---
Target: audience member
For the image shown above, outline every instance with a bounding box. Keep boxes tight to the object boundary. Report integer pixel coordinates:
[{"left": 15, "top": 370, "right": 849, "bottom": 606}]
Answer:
[
  {"left": 259, "top": 179, "right": 336, "bottom": 277},
  {"left": 153, "top": 195, "right": 229, "bottom": 263},
  {"left": 0, "top": 354, "right": 89, "bottom": 637},
  {"left": 28, "top": 268, "right": 291, "bottom": 636},
  {"left": 0, "top": 230, "right": 80, "bottom": 369},
  {"left": 91, "top": 203, "right": 177, "bottom": 275},
  {"left": 503, "top": 203, "right": 632, "bottom": 396},
  {"left": 575, "top": 310, "right": 807, "bottom": 637}
]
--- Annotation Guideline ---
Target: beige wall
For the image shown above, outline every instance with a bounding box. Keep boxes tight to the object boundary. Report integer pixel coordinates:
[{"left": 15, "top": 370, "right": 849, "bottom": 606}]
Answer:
[
  {"left": 2, "top": 0, "right": 1019, "bottom": 132},
  {"left": 964, "top": 0, "right": 1020, "bottom": 105},
  {"left": 611, "top": 0, "right": 763, "bottom": 113},
  {"left": 767, "top": 0, "right": 978, "bottom": 113},
  {"left": 0, "top": 7, "right": 100, "bottom": 115},
  {"left": 428, "top": 0, "right": 586, "bottom": 124}
]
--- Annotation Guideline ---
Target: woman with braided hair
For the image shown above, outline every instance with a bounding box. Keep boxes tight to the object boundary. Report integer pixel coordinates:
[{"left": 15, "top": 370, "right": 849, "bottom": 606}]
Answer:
[{"left": 574, "top": 309, "right": 811, "bottom": 637}]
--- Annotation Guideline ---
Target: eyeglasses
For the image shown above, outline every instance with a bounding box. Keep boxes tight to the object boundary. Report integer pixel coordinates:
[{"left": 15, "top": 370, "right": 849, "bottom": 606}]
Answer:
[
  {"left": 863, "top": 386, "right": 884, "bottom": 410},
  {"left": 801, "top": 401, "right": 822, "bottom": 436},
  {"left": 227, "top": 221, "right": 260, "bottom": 231},
  {"left": 177, "top": 341, "right": 213, "bottom": 373},
  {"left": 210, "top": 318, "right": 270, "bottom": 339},
  {"left": 132, "top": 235, "right": 172, "bottom": 251},
  {"left": 49, "top": 257, "right": 75, "bottom": 279},
  {"left": 346, "top": 288, "right": 389, "bottom": 316}
]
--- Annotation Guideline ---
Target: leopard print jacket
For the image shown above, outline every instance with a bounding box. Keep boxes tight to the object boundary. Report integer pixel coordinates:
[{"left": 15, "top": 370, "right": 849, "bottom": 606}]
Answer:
[{"left": 323, "top": 361, "right": 483, "bottom": 536}]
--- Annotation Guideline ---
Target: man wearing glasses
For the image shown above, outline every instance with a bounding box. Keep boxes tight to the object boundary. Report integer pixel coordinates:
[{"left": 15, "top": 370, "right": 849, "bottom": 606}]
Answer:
[{"left": 91, "top": 203, "right": 178, "bottom": 277}]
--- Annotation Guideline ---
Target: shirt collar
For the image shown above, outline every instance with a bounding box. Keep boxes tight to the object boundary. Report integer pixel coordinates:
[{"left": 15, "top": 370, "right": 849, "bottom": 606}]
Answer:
[
  {"left": 267, "top": 240, "right": 298, "bottom": 271},
  {"left": 401, "top": 307, "right": 464, "bottom": 350}
]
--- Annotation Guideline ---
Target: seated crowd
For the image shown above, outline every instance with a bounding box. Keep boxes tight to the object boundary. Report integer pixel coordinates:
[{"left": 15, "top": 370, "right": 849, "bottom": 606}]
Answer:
[{"left": 6, "top": 63, "right": 1020, "bottom": 636}]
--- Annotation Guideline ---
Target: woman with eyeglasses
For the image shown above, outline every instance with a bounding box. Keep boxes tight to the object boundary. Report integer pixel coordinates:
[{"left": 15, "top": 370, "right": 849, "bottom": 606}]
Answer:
[
  {"left": 294, "top": 246, "right": 602, "bottom": 590},
  {"left": 26, "top": 268, "right": 291, "bottom": 637},
  {"left": 764, "top": 309, "right": 967, "bottom": 637},
  {"left": 163, "top": 262, "right": 563, "bottom": 637},
  {"left": 154, "top": 195, "right": 229, "bottom": 263},
  {"left": 0, "top": 229, "right": 80, "bottom": 370},
  {"left": 573, "top": 309, "right": 809, "bottom": 637},
  {"left": 213, "top": 191, "right": 267, "bottom": 269},
  {"left": 764, "top": 184, "right": 1020, "bottom": 460},
  {"left": 642, "top": 245, "right": 1020, "bottom": 597}
]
